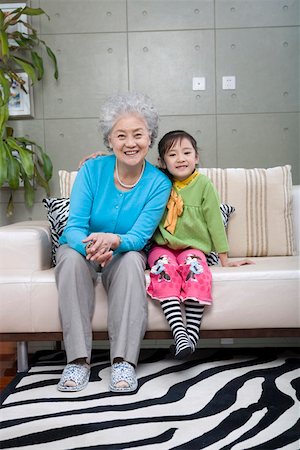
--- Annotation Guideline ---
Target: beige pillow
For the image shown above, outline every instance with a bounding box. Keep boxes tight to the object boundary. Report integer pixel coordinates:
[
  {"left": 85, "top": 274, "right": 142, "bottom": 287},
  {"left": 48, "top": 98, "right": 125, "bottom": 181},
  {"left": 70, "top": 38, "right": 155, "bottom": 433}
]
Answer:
[
  {"left": 59, "top": 165, "right": 294, "bottom": 257},
  {"left": 58, "top": 170, "right": 78, "bottom": 198},
  {"left": 199, "top": 165, "right": 294, "bottom": 257}
]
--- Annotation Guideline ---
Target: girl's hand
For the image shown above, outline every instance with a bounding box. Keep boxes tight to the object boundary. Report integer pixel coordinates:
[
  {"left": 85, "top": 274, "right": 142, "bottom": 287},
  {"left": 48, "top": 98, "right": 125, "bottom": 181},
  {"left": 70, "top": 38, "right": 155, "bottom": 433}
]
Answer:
[
  {"left": 222, "top": 259, "right": 255, "bottom": 267},
  {"left": 218, "top": 252, "right": 254, "bottom": 267},
  {"left": 78, "top": 151, "right": 109, "bottom": 169}
]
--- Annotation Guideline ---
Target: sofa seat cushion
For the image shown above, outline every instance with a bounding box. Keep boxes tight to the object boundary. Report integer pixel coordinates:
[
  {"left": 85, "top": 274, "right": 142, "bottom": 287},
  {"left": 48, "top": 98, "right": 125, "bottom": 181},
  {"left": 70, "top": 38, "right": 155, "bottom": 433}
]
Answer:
[{"left": 0, "top": 256, "right": 298, "bottom": 334}]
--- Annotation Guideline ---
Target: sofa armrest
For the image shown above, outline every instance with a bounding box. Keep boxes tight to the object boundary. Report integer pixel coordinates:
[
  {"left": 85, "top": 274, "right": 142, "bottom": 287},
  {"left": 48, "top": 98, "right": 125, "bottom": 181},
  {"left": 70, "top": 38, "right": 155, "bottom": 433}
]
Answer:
[
  {"left": 292, "top": 185, "right": 300, "bottom": 255},
  {"left": 0, "top": 221, "right": 52, "bottom": 270}
]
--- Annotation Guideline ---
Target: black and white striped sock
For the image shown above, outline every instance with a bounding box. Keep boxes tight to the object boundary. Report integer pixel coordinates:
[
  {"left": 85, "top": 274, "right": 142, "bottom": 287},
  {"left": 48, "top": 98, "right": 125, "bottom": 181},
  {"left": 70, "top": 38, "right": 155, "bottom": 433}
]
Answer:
[
  {"left": 161, "top": 299, "right": 191, "bottom": 359},
  {"left": 185, "top": 300, "right": 205, "bottom": 352}
]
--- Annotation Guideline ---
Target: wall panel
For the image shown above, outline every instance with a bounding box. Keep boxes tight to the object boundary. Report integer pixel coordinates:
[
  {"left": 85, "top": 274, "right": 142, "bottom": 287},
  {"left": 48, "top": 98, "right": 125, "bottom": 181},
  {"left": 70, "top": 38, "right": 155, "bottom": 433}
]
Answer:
[
  {"left": 216, "top": 0, "right": 300, "bottom": 28},
  {"left": 216, "top": 27, "right": 299, "bottom": 114},
  {"left": 128, "top": 0, "right": 214, "bottom": 31},
  {"left": 44, "top": 118, "right": 102, "bottom": 195},
  {"left": 40, "top": 0, "right": 127, "bottom": 33},
  {"left": 129, "top": 30, "right": 215, "bottom": 115},
  {"left": 217, "top": 113, "right": 299, "bottom": 171},
  {"left": 42, "top": 33, "right": 128, "bottom": 119}
]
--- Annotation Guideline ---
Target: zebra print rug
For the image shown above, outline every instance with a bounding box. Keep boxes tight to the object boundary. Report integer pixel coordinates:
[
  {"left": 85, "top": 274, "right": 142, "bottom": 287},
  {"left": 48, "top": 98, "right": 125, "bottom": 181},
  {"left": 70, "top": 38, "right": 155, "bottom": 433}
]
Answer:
[{"left": 1, "top": 348, "right": 299, "bottom": 449}]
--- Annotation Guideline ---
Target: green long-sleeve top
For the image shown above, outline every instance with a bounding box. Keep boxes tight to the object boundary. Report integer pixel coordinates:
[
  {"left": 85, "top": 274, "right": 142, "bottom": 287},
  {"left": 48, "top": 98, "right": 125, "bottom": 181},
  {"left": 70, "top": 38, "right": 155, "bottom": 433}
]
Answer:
[{"left": 152, "top": 173, "right": 229, "bottom": 255}]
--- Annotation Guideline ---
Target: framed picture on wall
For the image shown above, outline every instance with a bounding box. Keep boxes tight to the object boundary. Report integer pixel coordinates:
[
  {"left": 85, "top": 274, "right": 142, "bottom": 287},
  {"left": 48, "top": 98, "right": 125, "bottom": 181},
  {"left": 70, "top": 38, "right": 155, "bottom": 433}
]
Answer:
[{"left": 8, "top": 72, "right": 34, "bottom": 118}]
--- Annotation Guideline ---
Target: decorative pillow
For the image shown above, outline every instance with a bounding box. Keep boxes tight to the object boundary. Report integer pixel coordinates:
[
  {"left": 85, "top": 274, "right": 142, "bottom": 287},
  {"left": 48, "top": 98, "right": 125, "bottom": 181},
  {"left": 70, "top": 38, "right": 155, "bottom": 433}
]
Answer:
[
  {"left": 206, "top": 203, "right": 235, "bottom": 266},
  {"left": 43, "top": 198, "right": 70, "bottom": 266},
  {"left": 199, "top": 165, "right": 294, "bottom": 257},
  {"left": 59, "top": 170, "right": 78, "bottom": 198}
]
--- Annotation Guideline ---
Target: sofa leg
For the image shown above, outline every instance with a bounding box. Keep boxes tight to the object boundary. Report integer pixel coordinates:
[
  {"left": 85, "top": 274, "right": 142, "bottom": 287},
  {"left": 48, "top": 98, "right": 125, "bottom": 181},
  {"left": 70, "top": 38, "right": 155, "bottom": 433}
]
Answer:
[{"left": 17, "top": 341, "right": 28, "bottom": 372}]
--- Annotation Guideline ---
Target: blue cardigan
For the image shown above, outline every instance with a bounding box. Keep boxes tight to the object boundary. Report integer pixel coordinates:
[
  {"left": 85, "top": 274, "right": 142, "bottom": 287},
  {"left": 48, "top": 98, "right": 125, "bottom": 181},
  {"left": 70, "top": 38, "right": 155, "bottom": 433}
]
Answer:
[{"left": 59, "top": 155, "right": 172, "bottom": 256}]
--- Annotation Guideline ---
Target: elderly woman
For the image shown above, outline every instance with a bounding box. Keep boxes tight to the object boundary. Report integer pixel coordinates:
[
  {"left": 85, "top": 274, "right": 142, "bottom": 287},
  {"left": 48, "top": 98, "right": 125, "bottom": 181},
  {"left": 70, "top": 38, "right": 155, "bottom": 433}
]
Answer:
[{"left": 55, "top": 92, "right": 171, "bottom": 393}]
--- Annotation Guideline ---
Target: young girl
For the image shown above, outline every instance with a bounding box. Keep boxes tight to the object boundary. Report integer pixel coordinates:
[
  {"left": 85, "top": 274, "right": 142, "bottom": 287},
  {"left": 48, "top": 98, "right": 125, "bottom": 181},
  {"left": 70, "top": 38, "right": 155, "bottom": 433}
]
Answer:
[{"left": 147, "top": 130, "right": 253, "bottom": 360}]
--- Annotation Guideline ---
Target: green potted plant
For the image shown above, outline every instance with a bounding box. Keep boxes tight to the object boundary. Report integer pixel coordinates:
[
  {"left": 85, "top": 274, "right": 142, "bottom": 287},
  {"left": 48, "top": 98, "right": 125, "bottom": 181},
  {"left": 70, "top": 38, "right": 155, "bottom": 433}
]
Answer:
[{"left": 0, "top": 4, "right": 58, "bottom": 216}]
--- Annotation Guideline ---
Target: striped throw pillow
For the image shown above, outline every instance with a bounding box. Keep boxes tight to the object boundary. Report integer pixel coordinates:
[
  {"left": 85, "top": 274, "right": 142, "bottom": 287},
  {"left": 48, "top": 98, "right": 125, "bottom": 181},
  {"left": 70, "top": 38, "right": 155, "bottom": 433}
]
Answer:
[
  {"left": 43, "top": 198, "right": 70, "bottom": 265},
  {"left": 199, "top": 165, "right": 294, "bottom": 257}
]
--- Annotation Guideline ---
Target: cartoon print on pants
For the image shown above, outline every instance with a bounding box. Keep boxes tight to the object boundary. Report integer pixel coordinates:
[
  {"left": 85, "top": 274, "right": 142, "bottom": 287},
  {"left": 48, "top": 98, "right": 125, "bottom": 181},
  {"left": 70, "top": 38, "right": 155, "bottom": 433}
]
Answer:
[
  {"left": 184, "top": 254, "right": 204, "bottom": 282},
  {"left": 150, "top": 255, "right": 171, "bottom": 282}
]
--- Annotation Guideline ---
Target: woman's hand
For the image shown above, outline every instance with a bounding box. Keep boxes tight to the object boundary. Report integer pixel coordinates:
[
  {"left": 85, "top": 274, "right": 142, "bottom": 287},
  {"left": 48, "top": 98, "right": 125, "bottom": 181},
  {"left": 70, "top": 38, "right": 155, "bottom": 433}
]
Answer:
[
  {"left": 78, "top": 151, "right": 109, "bottom": 169},
  {"left": 83, "top": 233, "right": 121, "bottom": 267}
]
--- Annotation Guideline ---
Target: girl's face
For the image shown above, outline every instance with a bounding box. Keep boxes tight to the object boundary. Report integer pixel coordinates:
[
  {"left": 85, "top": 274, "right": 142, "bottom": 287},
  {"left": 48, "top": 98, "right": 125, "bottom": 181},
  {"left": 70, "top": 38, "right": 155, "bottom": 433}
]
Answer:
[{"left": 160, "top": 137, "right": 199, "bottom": 180}]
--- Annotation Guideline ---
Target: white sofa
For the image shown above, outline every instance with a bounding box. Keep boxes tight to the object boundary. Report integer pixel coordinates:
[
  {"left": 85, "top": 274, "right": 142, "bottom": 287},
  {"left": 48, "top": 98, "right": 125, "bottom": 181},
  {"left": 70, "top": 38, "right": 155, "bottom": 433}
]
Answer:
[{"left": 0, "top": 165, "right": 299, "bottom": 372}]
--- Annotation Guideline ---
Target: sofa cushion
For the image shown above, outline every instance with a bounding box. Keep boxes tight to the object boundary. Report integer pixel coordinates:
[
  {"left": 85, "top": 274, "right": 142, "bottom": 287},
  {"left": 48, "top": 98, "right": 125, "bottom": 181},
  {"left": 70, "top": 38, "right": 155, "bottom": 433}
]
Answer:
[
  {"left": 43, "top": 198, "right": 70, "bottom": 265},
  {"left": 199, "top": 165, "right": 294, "bottom": 257},
  {"left": 206, "top": 203, "right": 235, "bottom": 265},
  {"left": 59, "top": 170, "right": 78, "bottom": 198},
  {"left": 59, "top": 165, "right": 294, "bottom": 257}
]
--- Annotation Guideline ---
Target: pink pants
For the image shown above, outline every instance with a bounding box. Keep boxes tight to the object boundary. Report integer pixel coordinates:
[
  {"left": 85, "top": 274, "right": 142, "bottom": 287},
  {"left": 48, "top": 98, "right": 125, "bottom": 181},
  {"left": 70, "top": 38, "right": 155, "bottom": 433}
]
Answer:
[{"left": 147, "top": 246, "right": 212, "bottom": 305}]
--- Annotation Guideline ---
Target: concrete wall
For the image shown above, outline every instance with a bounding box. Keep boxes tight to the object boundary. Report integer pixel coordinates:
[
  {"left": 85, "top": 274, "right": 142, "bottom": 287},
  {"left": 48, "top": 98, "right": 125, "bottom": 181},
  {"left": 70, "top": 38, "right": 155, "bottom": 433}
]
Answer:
[{"left": 1, "top": 0, "right": 299, "bottom": 225}]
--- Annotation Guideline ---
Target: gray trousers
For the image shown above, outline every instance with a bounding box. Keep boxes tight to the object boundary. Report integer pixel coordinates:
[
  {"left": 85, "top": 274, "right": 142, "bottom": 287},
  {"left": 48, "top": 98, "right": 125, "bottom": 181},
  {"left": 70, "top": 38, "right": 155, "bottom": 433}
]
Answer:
[{"left": 55, "top": 245, "right": 148, "bottom": 366}]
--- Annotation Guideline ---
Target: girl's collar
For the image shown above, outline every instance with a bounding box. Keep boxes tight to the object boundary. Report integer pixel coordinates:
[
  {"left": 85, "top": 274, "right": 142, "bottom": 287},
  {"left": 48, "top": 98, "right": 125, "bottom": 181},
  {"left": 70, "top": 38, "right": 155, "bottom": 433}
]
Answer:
[{"left": 173, "top": 170, "right": 199, "bottom": 190}]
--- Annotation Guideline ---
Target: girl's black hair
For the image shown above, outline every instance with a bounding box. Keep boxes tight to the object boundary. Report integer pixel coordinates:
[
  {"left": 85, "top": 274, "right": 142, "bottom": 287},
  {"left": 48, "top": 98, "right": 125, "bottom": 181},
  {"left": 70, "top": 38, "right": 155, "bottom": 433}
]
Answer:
[{"left": 158, "top": 130, "right": 198, "bottom": 159}]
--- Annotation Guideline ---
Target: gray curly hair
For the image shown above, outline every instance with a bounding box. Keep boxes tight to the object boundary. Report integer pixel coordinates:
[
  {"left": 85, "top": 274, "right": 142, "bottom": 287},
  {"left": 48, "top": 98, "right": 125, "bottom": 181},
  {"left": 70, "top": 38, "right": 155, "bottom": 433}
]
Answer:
[{"left": 99, "top": 92, "right": 159, "bottom": 148}]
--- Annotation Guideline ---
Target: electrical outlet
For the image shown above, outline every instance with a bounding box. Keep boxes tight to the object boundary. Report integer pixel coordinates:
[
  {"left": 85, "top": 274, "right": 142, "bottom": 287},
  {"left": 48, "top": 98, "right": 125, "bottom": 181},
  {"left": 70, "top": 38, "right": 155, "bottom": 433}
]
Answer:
[
  {"left": 193, "top": 77, "right": 206, "bottom": 91},
  {"left": 222, "top": 76, "right": 236, "bottom": 90}
]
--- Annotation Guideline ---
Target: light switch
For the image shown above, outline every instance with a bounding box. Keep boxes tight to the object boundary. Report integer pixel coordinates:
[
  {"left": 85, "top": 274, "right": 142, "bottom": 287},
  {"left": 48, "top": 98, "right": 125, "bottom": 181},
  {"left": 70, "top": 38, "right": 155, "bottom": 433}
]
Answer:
[
  {"left": 193, "top": 77, "right": 206, "bottom": 91},
  {"left": 222, "top": 76, "right": 236, "bottom": 90}
]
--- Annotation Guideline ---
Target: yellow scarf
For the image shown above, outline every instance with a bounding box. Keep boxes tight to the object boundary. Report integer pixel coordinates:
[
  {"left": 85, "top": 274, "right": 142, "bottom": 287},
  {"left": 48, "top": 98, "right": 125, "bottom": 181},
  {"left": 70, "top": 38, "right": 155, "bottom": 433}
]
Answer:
[
  {"left": 173, "top": 170, "right": 199, "bottom": 190},
  {"left": 164, "top": 189, "right": 183, "bottom": 234},
  {"left": 164, "top": 171, "right": 199, "bottom": 234}
]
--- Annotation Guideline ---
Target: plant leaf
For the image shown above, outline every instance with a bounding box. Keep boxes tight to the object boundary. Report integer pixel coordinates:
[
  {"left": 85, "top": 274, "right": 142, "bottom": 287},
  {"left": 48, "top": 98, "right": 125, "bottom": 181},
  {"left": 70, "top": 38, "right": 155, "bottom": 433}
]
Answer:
[
  {"left": 0, "top": 139, "right": 8, "bottom": 186},
  {"left": 6, "top": 192, "right": 14, "bottom": 217},
  {"left": 23, "top": 174, "right": 35, "bottom": 208},
  {"left": 6, "top": 137, "right": 34, "bottom": 178},
  {"left": 0, "top": 9, "right": 4, "bottom": 26},
  {"left": 0, "top": 69, "right": 10, "bottom": 105},
  {"left": 22, "top": 7, "right": 49, "bottom": 20},
  {"left": 41, "top": 152, "right": 53, "bottom": 181},
  {"left": 11, "top": 56, "right": 37, "bottom": 83},
  {"left": 0, "top": 30, "right": 9, "bottom": 61},
  {"left": 3, "top": 8, "right": 24, "bottom": 25},
  {"left": 31, "top": 51, "right": 44, "bottom": 80},
  {"left": 0, "top": 104, "right": 9, "bottom": 138},
  {"left": 6, "top": 126, "right": 13, "bottom": 137},
  {"left": 6, "top": 150, "right": 20, "bottom": 189},
  {"left": 45, "top": 45, "right": 59, "bottom": 79},
  {"left": 11, "top": 32, "right": 33, "bottom": 48},
  {"left": 35, "top": 166, "right": 50, "bottom": 192}
]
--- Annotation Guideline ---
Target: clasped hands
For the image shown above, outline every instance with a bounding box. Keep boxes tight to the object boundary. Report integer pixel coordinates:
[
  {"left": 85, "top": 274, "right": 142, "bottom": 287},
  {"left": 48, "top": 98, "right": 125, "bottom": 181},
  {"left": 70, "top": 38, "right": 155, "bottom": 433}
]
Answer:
[{"left": 83, "top": 232, "right": 120, "bottom": 267}]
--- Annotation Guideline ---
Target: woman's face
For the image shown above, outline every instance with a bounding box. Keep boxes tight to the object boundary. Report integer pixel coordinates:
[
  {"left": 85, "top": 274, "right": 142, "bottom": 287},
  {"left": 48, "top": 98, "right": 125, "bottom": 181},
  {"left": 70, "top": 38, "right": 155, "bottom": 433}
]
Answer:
[{"left": 108, "top": 113, "right": 151, "bottom": 167}]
